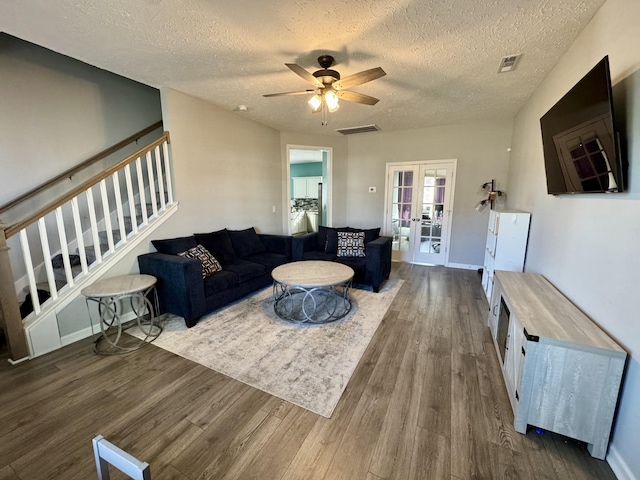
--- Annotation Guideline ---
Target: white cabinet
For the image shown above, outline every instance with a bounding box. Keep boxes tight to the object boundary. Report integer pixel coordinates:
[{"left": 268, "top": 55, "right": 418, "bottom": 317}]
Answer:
[
  {"left": 306, "top": 211, "right": 318, "bottom": 232},
  {"left": 291, "top": 211, "right": 308, "bottom": 235},
  {"left": 488, "top": 271, "right": 626, "bottom": 460},
  {"left": 293, "top": 176, "right": 321, "bottom": 199},
  {"left": 481, "top": 210, "right": 530, "bottom": 302}
]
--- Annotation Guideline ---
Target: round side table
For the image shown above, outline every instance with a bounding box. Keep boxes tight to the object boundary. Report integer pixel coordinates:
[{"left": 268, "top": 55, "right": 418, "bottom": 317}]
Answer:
[{"left": 81, "top": 274, "right": 161, "bottom": 354}]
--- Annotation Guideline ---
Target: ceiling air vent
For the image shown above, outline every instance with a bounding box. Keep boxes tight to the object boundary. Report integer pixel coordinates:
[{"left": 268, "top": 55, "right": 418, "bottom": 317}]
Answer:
[
  {"left": 336, "top": 124, "right": 380, "bottom": 135},
  {"left": 498, "top": 54, "right": 522, "bottom": 73}
]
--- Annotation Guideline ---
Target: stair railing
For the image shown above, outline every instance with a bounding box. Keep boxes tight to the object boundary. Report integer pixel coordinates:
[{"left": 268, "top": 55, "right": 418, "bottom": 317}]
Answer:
[{"left": 0, "top": 132, "right": 173, "bottom": 362}]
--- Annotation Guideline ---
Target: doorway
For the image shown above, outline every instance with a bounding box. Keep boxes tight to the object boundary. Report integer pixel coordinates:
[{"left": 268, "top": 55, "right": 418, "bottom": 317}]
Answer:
[
  {"left": 384, "top": 160, "right": 456, "bottom": 265},
  {"left": 286, "top": 146, "right": 332, "bottom": 235}
]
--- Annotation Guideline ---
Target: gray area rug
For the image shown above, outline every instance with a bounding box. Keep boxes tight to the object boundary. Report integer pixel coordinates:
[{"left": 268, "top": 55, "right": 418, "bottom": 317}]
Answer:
[{"left": 130, "top": 279, "right": 403, "bottom": 417}]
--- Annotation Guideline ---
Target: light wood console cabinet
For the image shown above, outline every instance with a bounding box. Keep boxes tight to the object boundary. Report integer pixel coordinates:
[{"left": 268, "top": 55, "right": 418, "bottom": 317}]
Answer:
[{"left": 488, "top": 271, "right": 626, "bottom": 459}]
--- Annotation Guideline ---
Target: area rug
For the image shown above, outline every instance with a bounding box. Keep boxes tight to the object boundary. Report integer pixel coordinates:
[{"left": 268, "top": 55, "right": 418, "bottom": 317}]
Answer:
[{"left": 129, "top": 279, "right": 403, "bottom": 417}]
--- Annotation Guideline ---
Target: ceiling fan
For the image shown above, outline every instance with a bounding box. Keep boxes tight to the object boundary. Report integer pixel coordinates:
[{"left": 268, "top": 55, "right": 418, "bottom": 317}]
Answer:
[{"left": 263, "top": 55, "right": 386, "bottom": 124}]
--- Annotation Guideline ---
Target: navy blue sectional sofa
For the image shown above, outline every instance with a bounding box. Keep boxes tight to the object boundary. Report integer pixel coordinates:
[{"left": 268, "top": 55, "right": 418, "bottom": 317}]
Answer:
[
  {"left": 138, "top": 227, "right": 291, "bottom": 327},
  {"left": 292, "top": 226, "right": 392, "bottom": 292}
]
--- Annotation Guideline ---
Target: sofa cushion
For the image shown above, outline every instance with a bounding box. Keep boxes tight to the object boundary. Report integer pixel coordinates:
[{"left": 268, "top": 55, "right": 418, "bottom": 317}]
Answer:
[
  {"left": 178, "top": 244, "right": 222, "bottom": 279},
  {"left": 228, "top": 227, "right": 266, "bottom": 258},
  {"left": 152, "top": 235, "right": 197, "bottom": 255},
  {"left": 335, "top": 256, "right": 367, "bottom": 282},
  {"left": 194, "top": 229, "right": 237, "bottom": 265},
  {"left": 336, "top": 231, "right": 366, "bottom": 257},
  {"left": 316, "top": 226, "right": 334, "bottom": 252},
  {"left": 203, "top": 270, "right": 239, "bottom": 297},
  {"left": 244, "top": 252, "right": 288, "bottom": 272},
  {"left": 301, "top": 251, "right": 337, "bottom": 261},
  {"left": 324, "top": 227, "right": 343, "bottom": 254},
  {"left": 223, "top": 259, "right": 266, "bottom": 282}
]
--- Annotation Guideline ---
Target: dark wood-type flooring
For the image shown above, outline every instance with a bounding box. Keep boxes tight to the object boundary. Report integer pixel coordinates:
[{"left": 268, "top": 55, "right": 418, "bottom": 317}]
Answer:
[{"left": 0, "top": 264, "right": 617, "bottom": 479}]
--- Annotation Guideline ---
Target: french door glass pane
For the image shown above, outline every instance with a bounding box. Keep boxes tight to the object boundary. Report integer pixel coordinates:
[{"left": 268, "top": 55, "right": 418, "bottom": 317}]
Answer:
[
  {"left": 391, "top": 169, "right": 415, "bottom": 253},
  {"left": 419, "top": 168, "right": 446, "bottom": 254}
]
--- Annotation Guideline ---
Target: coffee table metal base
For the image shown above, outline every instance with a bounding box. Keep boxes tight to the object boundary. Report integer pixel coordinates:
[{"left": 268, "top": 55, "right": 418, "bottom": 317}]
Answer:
[{"left": 273, "top": 280, "right": 352, "bottom": 324}]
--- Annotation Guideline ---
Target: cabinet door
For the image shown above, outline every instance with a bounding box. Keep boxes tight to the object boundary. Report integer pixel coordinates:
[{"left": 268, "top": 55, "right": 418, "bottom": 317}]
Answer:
[
  {"left": 306, "top": 177, "right": 321, "bottom": 199},
  {"left": 293, "top": 177, "right": 308, "bottom": 198},
  {"left": 487, "top": 278, "right": 501, "bottom": 337},
  {"left": 503, "top": 314, "right": 526, "bottom": 410}
]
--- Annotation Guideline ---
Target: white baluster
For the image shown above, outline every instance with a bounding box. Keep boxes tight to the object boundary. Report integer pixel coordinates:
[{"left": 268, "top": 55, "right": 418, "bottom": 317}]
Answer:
[
  {"left": 38, "top": 218, "right": 58, "bottom": 301},
  {"left": 163, "top": 141, "right": 174, "bottom": 204},
  {"left": 71, "top": 197, "right": 89, "bottom": 275},
  {"left": 146, "top": 151, "right": 158, "bottom": 218},
  {"left": 86, "top": 187, "right": 102, "bottom": 264},
  {"left": 55, "top": 206, "right": 74, "bottom": 288},
  {"left": 112, "top": 170, "right": 127, "bottom": 244},
  {"left": 154, "top": 145, "right": 165, "bottom": 210},
  {"left": 136, "top": 157, "right": 148, "bottom": 225},
  {"left": 100, "top": 179, "right": 115, "bottom": 253},
  {"left": 124, "top": 164, "right": 138, "bottom": 234},
  {"left": 19, "top": 229, "right": 40, "bottom": 315}
]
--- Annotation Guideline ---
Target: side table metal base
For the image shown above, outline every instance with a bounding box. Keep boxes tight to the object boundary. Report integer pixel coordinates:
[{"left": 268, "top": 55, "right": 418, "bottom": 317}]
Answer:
[{"left": 84, "top": 278, "right": 161, "bottom": 355}]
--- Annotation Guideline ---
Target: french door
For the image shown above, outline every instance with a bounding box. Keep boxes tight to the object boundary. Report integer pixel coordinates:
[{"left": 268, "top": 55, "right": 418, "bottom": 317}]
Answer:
[{"left": 384, "top": 161, "right": 455, "bottom": 265}]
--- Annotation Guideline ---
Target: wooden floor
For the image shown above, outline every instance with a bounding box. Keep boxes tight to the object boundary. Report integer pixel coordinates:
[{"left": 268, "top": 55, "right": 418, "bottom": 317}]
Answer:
[{"left": 0, "top": 264, "right": 617, "bottom": 480}]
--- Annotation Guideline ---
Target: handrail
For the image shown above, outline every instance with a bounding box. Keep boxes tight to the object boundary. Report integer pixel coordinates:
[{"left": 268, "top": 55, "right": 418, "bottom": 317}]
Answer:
[
  {"left": 0, "top": 120, "right": 163, "bottom": 216},
  {"left": 5, "top": 132, "right": 171, "bottom": 239}
]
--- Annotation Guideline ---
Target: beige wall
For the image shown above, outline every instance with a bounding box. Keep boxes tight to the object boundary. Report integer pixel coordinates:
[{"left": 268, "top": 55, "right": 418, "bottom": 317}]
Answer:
[
  {"left": 507, "top": 0, "right": 640, "bottom": 475},
  {"left": 280, "top": 131, "right": 349, "bottom": 227},
  {"left": 156, "top": 88, "right": 283, "bottom": 237},
  {"left": 0, "top": 34, "right": 162, "bottom": 216},
  {"left": 345, "top": 121, "right": 513, "bottom": 267}
]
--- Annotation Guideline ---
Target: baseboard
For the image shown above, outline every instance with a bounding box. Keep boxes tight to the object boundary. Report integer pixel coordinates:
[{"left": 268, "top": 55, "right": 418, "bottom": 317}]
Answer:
[
  {"left": 447, "top": 262, "right": 483, "bottom": 271},
  {"left": 7, "top": 356, "right": 30, "bottom": 365},
  {"left": 607, "top": 445, "right": 637, "bottom": 480},
  {"left": 60, "top": 326, "right": 95, "bottom": 347},
  {"left": 60, "top": 311, "right": 138, "bottom": 347}
]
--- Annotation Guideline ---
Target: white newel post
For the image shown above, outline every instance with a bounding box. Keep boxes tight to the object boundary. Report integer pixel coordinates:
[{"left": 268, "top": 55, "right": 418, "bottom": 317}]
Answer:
[{"left": 0, "top": 223, "right": 29, "bottom": 362}]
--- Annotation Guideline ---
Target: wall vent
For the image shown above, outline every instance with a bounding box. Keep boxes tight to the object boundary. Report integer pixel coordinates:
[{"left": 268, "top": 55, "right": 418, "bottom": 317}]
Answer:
[
  {"left": 498, "top": 54, "right": 522, "bottom": 73},
  {"left": 336, "top": 124, "right": 380, "bottom": 135}
]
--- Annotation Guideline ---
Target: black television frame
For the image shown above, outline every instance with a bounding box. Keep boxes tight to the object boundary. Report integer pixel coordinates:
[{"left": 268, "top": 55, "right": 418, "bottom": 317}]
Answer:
[{"left": 540, "top": 56, "right": 625, "bottom": 194}]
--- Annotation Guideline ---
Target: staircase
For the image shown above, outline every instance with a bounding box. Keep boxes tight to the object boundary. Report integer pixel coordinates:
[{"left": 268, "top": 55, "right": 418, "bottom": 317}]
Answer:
[{"left": 0, "top": 130, "right": 177, "bottom": 362}]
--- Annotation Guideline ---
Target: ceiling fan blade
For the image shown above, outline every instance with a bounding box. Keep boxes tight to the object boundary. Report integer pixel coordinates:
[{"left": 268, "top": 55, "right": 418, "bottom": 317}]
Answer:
[
  {"left": 286, "top": 63, "right": 324, "bottom": 87},
  {"left": 263, "top": 90, "right": 315, "bottom": 97},
  {"left": 336, "top": 90, "right": 380, "bottom": 105},
  {"left": 333, "top": 67, "right": 386, "bottom": 90}
]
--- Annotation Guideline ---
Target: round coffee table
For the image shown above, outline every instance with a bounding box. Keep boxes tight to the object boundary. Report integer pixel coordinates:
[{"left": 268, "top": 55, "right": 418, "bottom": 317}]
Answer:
[{"left": 271, "top": 261, "right": 354, "bottom": 324}]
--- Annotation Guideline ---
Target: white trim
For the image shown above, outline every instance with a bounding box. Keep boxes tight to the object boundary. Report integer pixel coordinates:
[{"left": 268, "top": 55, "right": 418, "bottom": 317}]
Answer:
[
  {"left": 7, "top": 356, "right": 30, "bottom": 365},
  {"left": 607, "top": 445, "right": 637, "bottom": 480},
  {"left": 447, "top": 262, "right": 483, "bottom": 271}
]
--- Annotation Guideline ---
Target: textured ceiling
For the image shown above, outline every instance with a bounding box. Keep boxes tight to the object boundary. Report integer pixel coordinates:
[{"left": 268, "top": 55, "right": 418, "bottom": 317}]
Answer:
[{"left": 1, "top": 0, "right": 605, "bottom": 135}]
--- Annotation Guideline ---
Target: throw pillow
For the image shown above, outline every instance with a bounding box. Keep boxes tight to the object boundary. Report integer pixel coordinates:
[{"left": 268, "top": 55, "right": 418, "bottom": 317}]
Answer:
[
  {"left": 178, "top": 244, "right": 222, "bottom": 279},
  {"left": 336, "top": 231, "right": 366, "bottom": 257},
  {"left": 152, "top": 235, "right": 197, "bottom": 255},
  {"left": 227, "top": 227, "right": 266, "bottom": 258},
  {"left": 324, "top": 227, "right": 342, "bottom": 254},
  {"left": 194, "top": 229, "right": 237, "bottom": 265}
]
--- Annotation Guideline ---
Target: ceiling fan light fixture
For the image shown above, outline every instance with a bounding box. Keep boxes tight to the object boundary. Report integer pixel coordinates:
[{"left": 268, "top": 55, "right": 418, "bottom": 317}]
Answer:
[
  {"left": 325, "top": 90, "right": 339, "bottom": 111},
  {"left": 308, "top": 94, "right": 322, "bottom": 111}
]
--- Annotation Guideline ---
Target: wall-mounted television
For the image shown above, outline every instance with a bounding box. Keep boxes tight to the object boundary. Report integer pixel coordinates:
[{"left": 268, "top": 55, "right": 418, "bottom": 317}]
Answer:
[{"left": 540, "top": 56, "right": 625, "bottom": 194}]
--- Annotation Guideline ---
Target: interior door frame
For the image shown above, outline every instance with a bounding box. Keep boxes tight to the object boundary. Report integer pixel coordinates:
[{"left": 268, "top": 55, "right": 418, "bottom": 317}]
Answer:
[
  {"left": 285, "top": 145, "right": 333, "bottom": 235},
  {"left": 383, "top": 159, "right": 457, "bottom": 266}
]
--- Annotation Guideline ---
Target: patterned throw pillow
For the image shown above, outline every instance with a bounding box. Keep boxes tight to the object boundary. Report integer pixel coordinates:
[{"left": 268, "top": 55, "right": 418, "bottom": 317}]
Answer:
[
  {"left": 178, "top": 244, "right": 222, "bottom": 278},
  {"left": 336, "top": 231, "right": 366, "bottom": 257}
]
